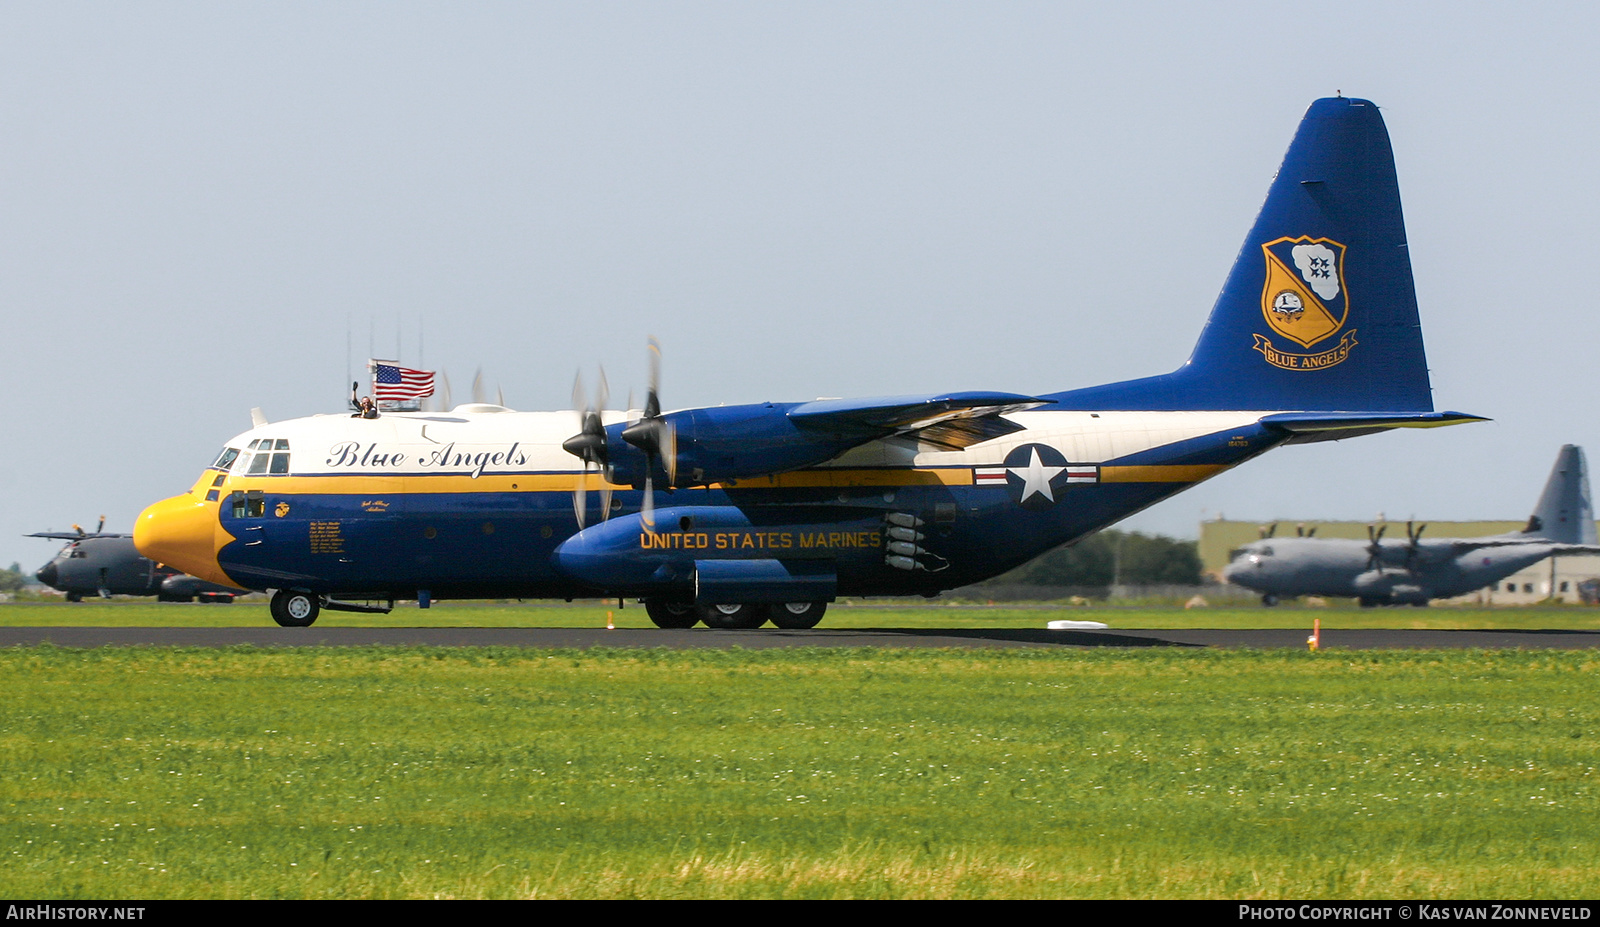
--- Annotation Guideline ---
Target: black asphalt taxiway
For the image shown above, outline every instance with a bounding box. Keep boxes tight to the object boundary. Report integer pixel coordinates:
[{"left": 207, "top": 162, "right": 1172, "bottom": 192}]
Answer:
[{"left": 3, "top": 627, "right": 1600, "bottom": 649}]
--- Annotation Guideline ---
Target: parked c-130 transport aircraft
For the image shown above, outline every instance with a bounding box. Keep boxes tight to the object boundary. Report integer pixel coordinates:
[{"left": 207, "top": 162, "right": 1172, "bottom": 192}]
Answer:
[
  {"left": 1224, "top": 445, "right": 1600, "bottom": 607},
  {"left": 136, "top": 97, "right": 1484, "bottom": 628},
  {"left": 28, "top": 518, "right": 239, "bottom": 603}
]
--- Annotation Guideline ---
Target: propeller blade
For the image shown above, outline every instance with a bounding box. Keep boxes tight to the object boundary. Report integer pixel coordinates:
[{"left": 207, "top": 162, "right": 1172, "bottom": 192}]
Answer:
[
  {"left": 660, "top": 418, "right": 677, "bottom": 486},
  {"left": 644, "top": 336, "right": 662, "bottom": 419},
  {"left": 641, "top": 470, "right": 655, "bottom": 529},
  {"left": 439, "top": 372, "right": 452, "bottom": 410},
  {"left": 600, "top": 483, "right": 613, "bottom": 523},
  {"left": 1404, "top": 522, "right": 1427, "bottom": 571},
  {"left": 472, "top": 367, "right": 485, "bottom": 405},
  {"left": 573, "top": 469, "right": 588, "bottom": 530}
]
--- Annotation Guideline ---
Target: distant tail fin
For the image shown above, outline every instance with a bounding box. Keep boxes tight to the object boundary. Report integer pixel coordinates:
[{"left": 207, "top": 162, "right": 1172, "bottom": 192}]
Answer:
[
  {"left": 1522, "top": 445, "right": 1596, "bottom": 544},
  {"left": 1051, "top": 97, "right": 1432, "bottom": 412}
]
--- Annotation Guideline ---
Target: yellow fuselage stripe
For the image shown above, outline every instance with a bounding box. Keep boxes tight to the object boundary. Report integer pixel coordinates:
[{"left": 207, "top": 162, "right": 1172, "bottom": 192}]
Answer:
[
  {"left": 1098, "top": 465, "right": 1228, "bottom": 483},
  {"left": 203, "top": 463, "right": 1225, "bottom": 497}
]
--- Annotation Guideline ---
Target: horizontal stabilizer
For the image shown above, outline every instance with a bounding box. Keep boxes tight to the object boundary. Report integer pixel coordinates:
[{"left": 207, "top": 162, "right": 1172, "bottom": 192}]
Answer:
[
  {"left": 1260, "top": 410, "right": 1488, "bottom": 444},
  {"left": 27, "top": 532, "right": 128, "bottom": 540}
]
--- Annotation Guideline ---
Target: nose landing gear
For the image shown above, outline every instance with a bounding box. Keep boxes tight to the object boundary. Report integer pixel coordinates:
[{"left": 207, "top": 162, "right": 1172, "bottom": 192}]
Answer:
[{"left": 269, "top": 590, "right": 321, "bottom": 627}]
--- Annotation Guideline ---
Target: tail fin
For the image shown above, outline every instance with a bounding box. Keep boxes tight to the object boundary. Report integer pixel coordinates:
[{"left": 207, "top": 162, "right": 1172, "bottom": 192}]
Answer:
[
  {"left": 1051, "top": 97, "right": 1432, "bottom": 412},
  {"left": 1522, "top": 445, "right": 1596, "bottom": 544}
]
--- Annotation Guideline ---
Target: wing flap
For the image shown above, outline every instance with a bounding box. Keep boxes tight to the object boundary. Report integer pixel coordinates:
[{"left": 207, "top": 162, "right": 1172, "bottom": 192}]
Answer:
[{"left": 790, "top": 391, "right": 1048, "bottom": 446}]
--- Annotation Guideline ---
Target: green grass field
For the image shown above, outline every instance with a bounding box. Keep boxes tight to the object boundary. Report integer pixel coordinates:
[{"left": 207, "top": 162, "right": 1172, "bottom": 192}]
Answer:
[
  {"left": 3, "top": 645, "right": 1598, "bottom": 898},
  {"left": 6, "top": 597, "right": 1600, "bottom": 630}
]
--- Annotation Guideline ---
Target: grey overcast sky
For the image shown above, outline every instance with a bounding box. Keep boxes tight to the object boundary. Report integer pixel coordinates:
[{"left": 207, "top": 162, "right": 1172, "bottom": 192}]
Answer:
[{"left": 3, "top": 2, "right": 1596, "bottom": 574}]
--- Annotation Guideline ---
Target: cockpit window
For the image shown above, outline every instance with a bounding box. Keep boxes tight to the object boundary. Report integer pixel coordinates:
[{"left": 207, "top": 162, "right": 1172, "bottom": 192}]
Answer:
[
  {"left": 242, "top": 439, "right": 291, "bottom": 475},
  {"left": 213, "top": 447, "right": 241, "bottom": 471}
]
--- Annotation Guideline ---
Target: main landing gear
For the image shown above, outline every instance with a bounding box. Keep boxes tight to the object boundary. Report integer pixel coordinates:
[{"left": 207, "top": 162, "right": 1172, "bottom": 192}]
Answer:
[
  {"left": 269, "top": 590, "right": 321, "bottom": 627},
  {"left": 643, "top": 598, "right": 828, "bottom": 630}
]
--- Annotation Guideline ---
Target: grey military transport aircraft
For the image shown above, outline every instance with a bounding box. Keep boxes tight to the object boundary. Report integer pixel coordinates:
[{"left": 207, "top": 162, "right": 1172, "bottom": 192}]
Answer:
[
  {"left": 29, "top": 520, "right": 239, "bottom": 602},
  {"left": 1223, "top": 445, "right": 1598, "bottom": 606}
]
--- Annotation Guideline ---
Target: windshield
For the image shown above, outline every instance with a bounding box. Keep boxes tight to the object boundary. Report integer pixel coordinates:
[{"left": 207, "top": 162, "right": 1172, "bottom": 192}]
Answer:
[{"left": 240, "top": 438, "right": 291, "bottom": 475}]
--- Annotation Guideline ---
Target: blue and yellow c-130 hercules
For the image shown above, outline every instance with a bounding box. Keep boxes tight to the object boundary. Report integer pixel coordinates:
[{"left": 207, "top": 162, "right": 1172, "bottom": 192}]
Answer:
[{"left": 134, "top": 97, "right": 1485, "bottom": 629}]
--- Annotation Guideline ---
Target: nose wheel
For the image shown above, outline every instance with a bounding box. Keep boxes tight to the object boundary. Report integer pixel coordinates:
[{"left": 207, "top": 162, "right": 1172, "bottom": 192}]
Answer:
[{"left": 270, "top": 590, "right": 321, "bottom": 627}]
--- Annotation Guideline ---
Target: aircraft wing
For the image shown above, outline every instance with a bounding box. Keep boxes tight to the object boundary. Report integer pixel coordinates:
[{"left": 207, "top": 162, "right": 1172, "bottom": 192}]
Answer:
[
  {"left": 1260, "top": 411, "right": 1489, "bottom": 444},
  {"left": 607, "top": 391, "right": 1051, "bottom": 486},
  {"left": 789, "top": 391, "right": 1050, "bottom": 450},
  {"left": 1446, "top": 539, "right": 1600, "bottom": 555}
]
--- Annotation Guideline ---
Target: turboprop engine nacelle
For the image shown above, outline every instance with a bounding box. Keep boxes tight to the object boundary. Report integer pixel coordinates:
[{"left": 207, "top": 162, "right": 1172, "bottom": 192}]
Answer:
[{"left": 1353, "top": 570, "right": 1429, "bottom": 604}]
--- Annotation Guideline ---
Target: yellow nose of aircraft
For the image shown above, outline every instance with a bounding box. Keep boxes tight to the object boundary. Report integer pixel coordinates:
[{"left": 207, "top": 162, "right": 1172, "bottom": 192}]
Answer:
[{"left": 134, "top": 493, "right": 239, "bottom": 589}]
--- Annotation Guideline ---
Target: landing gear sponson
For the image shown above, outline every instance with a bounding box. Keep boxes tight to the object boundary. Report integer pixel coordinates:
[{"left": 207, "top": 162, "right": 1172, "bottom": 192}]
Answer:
[{"left": 643, "top": 598, "right": 828, "bottom": 630}]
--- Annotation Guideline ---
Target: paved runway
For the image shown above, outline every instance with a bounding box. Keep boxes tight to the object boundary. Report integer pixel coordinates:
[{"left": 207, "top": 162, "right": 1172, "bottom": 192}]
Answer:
[{"left": 3, "top": 626, "right": 1600, "bottom": 649}]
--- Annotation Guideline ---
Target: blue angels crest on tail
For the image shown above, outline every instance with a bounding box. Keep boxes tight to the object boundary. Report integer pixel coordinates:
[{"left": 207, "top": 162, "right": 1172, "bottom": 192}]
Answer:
[{"left": 1255, "top": 235, "right": 1355, "bottom": 370}]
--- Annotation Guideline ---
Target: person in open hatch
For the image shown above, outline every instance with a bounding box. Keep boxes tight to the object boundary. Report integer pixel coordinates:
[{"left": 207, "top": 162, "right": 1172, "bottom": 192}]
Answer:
[{"left": 135, "top": 97, "right": 1483, "bottom": 629}]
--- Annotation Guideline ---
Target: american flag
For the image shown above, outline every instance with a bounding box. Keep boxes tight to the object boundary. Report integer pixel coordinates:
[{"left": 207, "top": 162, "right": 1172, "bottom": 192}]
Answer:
[{"left": 371, "top": 362, "right": 435, "bottom": 401}]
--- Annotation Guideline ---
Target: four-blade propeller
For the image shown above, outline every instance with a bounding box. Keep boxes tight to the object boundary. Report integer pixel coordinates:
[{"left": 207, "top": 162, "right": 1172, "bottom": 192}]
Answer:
[
  {"left": 562, "top": 338, "right": 684, "bottom": 529},
  {"left": 1365, "top": 523, "right": 1388, "bottom": 573},
  {"left": 619, "top": 337, "right": 678, "bottom": 528},
  {"left": 561, "top": 369, "right": 613, "bottom": 529}
]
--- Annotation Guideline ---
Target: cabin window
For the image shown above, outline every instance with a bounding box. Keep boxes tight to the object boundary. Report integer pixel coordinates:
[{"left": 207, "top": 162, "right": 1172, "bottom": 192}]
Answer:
[
  {"left": 1505, "top": 583, "right": 1516, "bottom": 593},
  {"left": 1523, "top": 583, "right": 1534, "bottom": 594},
  {"left": 213, "top": 447, "right": 241, "bottom": 471},
  {"left": 229, "top": 490, "right": 266, "bottom": 519}
]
